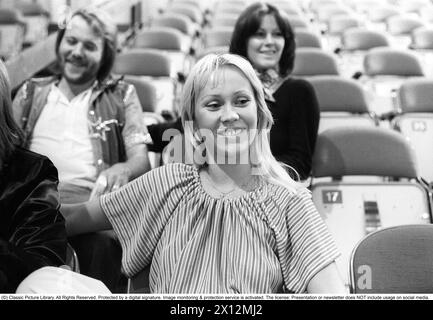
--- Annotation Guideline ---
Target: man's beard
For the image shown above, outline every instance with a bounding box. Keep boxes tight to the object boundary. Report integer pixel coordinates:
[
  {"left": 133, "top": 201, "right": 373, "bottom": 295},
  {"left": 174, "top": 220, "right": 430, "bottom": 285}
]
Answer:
[{"left": 60, "top": 58, "right": 100, "bottom": 85}]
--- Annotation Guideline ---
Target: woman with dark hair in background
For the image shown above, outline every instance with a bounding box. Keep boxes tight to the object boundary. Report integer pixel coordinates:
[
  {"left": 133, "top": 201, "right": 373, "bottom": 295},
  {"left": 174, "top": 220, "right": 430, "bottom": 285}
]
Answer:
[
  {"left": 230, "top": 2, "right": 320, "bottom": 180},
  {"left": 0, "top": 60, "right": 67, "bottom": 293}
]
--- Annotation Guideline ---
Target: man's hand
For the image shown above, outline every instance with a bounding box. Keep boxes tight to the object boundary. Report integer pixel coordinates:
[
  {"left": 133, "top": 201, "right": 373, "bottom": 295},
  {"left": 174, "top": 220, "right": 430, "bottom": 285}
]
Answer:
[{"left": 90, "top": 163, "right": 131, "bottom": 199}]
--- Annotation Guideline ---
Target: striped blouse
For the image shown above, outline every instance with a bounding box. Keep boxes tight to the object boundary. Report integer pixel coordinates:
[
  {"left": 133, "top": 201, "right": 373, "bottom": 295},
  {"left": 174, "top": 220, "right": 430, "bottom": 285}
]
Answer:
[{"left": 100, "top": 163, "right": 339, "bottom": 294}]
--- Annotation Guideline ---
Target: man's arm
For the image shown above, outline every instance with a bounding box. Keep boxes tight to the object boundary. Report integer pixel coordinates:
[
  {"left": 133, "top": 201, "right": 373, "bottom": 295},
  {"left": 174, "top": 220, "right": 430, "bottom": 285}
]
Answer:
[{"left": 92, "top": 83, "right": 151, "bottom": 195}]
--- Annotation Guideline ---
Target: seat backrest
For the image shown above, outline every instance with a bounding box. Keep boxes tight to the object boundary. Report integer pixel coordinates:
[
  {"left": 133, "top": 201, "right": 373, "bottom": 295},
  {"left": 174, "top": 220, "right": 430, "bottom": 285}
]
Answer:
[
  {"left": 134, "top": 27, "right": 185, "bottom": 51},
  {"left": 292, "top": 48, "right": 340, "bottom": 76},
  {"left": 113, "top": 49, "right": 176, "bottom": 114},
  {"left": 309, "top": 76, "right": 375, "bottom": 133},
  {"left": 328, "top": 16, "right": 361, "bottom": 35},
  {"left": 0, "top": 8, "right": 25, "bottom": 59},
  {"left": 398, "top": 78, "right": 433, "bottom": 113},
  {"left": 295, "top": 29, "right": 322, "bottom": 48},
  {"left": 350, "top": 225, "right": 433, "bottom": 293},
  {"left": 363, "top": 47, "right": 425, "bottom": 77},
  {"left": 312, "top": 126, "right": 418, "bottom": 178},
  {"left": 411, "top": 27, "right": 433, "bottom": 50},
  {"left": 196, "top": 45, "right": 229, "bottom": 59},
  {"left": 210, "top": 14, "right": 239, "bottom": 28},
  {"left": 203, "top": 27, "right": 233, "bottom": 48},
  {"left": 286, "top": 15, "right": 310, "bottom": 30},
  {"left": 309, "top": 75, "right": 369, "bottom": 113},
  {"left": 386, "top": 15, "right": 425, "bottom": 36},
  {"left": 393, "top": 79, "right": 433, "bottom": 182},
  {"left": 123, "top": 75, "right": 158, "bottom": 113},
  {"left": 342, "top": 28, "right": 390, "bottom": 51},
  {"left": 367, "top": 5, "right": 401, "bottom": 23},
  {"left": 152, "top": 13, "right": 195, "bottom": 36},
  {"left": 316, "top": 4, "right": 352, "bottom": 23},
  {"left": 166, "top": 5, "right": 203, "bottom": 25},
  {"left": 113, "top": 49, "right": 172, "bottom": 77}
]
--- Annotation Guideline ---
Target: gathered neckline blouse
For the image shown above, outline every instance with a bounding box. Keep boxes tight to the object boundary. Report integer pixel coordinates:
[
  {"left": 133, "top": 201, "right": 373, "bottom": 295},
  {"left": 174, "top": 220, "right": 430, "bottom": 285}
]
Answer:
[{"left": 101, "top": 163, "right": 339, "bottom": 294}]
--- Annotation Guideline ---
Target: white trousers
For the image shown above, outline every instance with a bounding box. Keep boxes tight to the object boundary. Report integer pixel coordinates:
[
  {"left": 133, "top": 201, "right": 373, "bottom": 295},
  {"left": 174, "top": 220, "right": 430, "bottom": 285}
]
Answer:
[{"left": 16, "top": 267, "right": 111, "bottom": 294}]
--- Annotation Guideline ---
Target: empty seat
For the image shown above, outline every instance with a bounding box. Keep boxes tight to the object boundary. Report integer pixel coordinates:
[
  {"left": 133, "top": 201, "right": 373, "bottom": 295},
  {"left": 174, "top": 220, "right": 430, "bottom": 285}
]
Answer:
[
  {"left": 338, "top": 28, "right": 390, "bottom": 78},
  {"left": 16, "top": 2, "right": 50, "bottom": 45},
  {"left": 350, "top": 225, "right": 433, "bottom": 293},
  {"left": 202, "top": 27, "right": 233, "bottom": 48},
  {"left": 363, "top": 47, "right": 425, "bottom": 115},
  {"left": 209, "top": 14, "right": 239, "bottom": 28},
  {"left": 113, "top": 49, "right": 178, "bottom": 115},
  {"left": 342, "top": 28, "right": 390, "bottom": 51},
  {"left": 292, "top": 48, "right": 340, "bottom": 76},
  {"left": 286, "top": 15, "right": 311, "bottom": 30},
  {"left": 393, "top": 78, "right": 433, "bottom": 182},
  {"left": 309, "top": 75, "right": 377, "bottom": 133},
  {"left": 367, "top": 5, "right": 401, "bottom": 23},
  {"left": 295, "top": 29, "right": 322, "bottom": 48},
  {"left": 311, "top": 126, "right": 431, "bottom": 286},
  {"left": 411, "top": 27, "right": 433, "bottom": 50},
  {"left": 0, "top": 8, "right": 25, "bottom": 59},
  {"left": 166, "top": 4, "right": 204, "bottom": 25},
  {"left": 387, "top": 15, "right": 425, "bottom": 36},
  {"left": 152, "top": 13, "right": 197, "bottom": 36},
  {"left": 328, "top": 16, "right": 362, "bottom": 36},
  {"left": 133, "top": 27, "right": 192, "bottom": 74}
]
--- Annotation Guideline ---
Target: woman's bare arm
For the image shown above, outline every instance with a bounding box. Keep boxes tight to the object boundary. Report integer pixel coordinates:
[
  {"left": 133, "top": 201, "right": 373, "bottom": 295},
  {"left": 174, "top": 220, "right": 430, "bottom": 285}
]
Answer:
[
  {"left": 61, "top": 199, "right": 112, "bottom": 237},
  {"left": 307, "top": 262, "right": 348, "bottom": 294}
]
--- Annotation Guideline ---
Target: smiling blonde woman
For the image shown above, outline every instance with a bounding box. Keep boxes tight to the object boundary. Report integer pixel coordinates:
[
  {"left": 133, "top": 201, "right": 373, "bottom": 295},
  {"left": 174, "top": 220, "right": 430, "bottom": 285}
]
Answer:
[{"left": 60, "top": 53, "right": 345, "bottom": 294}]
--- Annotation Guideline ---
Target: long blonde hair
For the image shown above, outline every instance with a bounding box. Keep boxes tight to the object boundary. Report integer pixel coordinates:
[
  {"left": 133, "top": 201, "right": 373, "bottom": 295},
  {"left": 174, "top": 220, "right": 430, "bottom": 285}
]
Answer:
[{"left": 181, "top": 53, "right": 300, "bottom": 193}]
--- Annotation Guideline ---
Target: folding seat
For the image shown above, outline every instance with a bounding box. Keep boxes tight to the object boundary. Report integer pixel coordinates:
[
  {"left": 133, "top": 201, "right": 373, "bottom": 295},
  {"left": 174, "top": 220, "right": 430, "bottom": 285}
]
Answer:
[
  {"left": 294, "top": 29, "right": 323, "bottom": 48},
  {"left": 316, "top": 4, "right": 354, "bottom": 30},
  {"left": 195, "top": 45, "right": 229, "bottom": 60},
  {"left": 209, "top": 14, "right": 239, "bottom": 29},
  {"left": 362, "top": 47, "right": 425, "bottom": 116},
  {"left": 114, "top": 56, "right": 170, "bottom": 169},
  {"left": 394, "top": 0, "right": 432, "bottom": 16},
  {"left": 338, "top": 28, "right": 390, "bottom": 78},
  {"left": 410, "top": 27, "right": 433, "bottom": 77},
  {"left": 392, "top": 79, "right": 433, "bottom": 183},
  {"left": 268, "top": 1, "right": 303, "bottom": 16},
  {"left": 113, "top": 49, "right": 179, "bottom": 117},
  {"left": 291, "top": 48, "right": 340, "bottom": 77},
  {"left": 311, "top": 126, "right": 432, "bottom": 286},
  {"left": 326, "top": 16, "right": 362, "bottom": 51},
  {"left": 16, "top": 2, "right": 49, "bottom": 46},
  {"left": 386, "top": 15, "right": 425, "bottom": 49},
  {"left": 350, "top": 225, "right": 433, "bottom": 293},
  {"left": 346, "top": 0, "right": 387, "bottom": 15},
  {"left": 411, "top": 27, "right": 433, "bottom": 50},
  {"left": 309, "top": 75, "right": 377, "bottom": 133},
  {"left": 286, "top": 15, "right": 311, "bottom": 31},
  {"left": 0, "top": 8, "right": 25, "bottom": 60},
  {"left": 152, "top": 13, "right": 197, "bottom": 37},
  {"left": 365, "top": 5, "right": 401, "bottom": 31},
  {"left": 132, "top": 27, "right": 192, "bottom": 75},
  {"left": 166, "top": 3, "right": 204, "bottom": 26},
  {"left": 212, "top": 4, "right": 245, "bottom": 17},
  {"left": 342, "top": 28, "right": 390, "bottom": 51},
  {"left": 309, "top": 0, "right": 343, "bottom": 14},
  {"left": 201, "top": 27, "right": 233, "bottom": 49}
]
